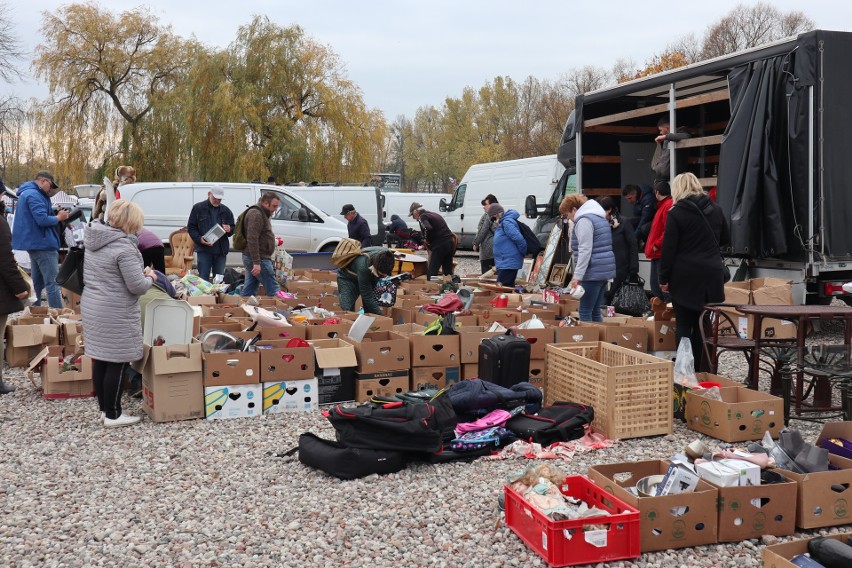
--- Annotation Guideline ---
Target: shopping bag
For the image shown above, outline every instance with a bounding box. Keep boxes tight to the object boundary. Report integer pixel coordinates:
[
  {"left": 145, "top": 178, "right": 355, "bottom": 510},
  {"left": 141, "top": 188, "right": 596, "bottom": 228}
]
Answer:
[
  {"left": 55, "top": 247, "right": 85, "bottom": 295},
  {"left": 611, "top": 275, "right": 650, "bottom": 316},
  {"left": 674, "top": 337, "right": 698, "bottom": 387}
]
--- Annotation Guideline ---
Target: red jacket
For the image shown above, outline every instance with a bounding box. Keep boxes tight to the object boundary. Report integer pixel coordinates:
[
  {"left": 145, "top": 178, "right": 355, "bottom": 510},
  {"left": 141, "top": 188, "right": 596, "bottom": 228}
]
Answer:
[{"left": 644, "top": 196, "right": 672, "bottom": 260}]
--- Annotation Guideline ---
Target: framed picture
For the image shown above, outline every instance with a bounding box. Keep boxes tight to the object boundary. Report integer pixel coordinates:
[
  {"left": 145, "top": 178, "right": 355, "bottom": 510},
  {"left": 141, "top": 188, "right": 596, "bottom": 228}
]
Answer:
[
  {"left": 517, "top": 258, "right": 534, "bottom": 282},
  {"left": 548, "top": 264, "right": 569, "bottom": 287},
  {"left": 528, "top": 253, "right": 545, "bottom": 284},
  {"left": 535, "top": 222, "right": 564, "bottom": 288}
]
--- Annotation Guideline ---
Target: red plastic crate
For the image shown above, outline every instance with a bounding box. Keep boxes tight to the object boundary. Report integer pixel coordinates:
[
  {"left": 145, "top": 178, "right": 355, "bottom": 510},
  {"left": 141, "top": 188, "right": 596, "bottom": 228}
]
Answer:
[{"left": 505, "top": 475, "right": 640, "bottom": 567}]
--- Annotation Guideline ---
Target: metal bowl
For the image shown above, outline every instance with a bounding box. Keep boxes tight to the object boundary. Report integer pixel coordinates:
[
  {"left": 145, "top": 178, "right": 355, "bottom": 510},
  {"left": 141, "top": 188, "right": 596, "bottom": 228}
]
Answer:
[{"left": 636, "top": 474, "right": 666, "bottom": 497}]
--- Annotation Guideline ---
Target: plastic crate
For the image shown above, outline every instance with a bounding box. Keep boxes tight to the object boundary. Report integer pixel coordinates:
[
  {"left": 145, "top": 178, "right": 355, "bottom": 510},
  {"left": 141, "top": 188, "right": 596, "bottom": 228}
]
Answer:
[
  {"left": 505, "top": 475, "right": 640, "bottom": 567},
  {"left": 544, "top": 342, "right": 673, "bottom": 439}
]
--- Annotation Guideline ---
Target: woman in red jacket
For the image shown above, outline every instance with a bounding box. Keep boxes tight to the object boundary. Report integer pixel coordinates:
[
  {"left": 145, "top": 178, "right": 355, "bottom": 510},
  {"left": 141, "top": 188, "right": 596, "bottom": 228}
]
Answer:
[{"left": 644, "top": 180, "right": 673, "bottom": 301}]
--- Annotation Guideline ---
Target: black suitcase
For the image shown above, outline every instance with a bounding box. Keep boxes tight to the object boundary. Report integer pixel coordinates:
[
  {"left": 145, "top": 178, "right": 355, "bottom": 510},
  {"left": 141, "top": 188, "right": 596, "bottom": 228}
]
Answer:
[{"left": 478, "top": 332, "right": 531, "bottom": 388}]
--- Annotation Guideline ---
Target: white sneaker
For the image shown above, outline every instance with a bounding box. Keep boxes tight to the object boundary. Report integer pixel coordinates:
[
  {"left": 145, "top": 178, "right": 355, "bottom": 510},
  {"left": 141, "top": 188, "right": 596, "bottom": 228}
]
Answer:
[{"left": 103, "top": 414, "right": 141, "bottom": 428}]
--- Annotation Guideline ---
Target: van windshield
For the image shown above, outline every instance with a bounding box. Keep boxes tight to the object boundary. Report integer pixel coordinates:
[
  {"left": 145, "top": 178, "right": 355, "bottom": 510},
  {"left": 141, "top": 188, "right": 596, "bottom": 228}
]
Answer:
[
  {"left": 450, "top": 184, "right": 466, "bottom": 210},
  {"left": 548, "top": 171, "right": 577, "bottom": 215}
]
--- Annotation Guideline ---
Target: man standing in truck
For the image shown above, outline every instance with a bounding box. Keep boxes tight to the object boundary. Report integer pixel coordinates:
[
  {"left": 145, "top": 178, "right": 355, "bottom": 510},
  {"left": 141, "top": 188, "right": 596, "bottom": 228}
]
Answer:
[{"left": 651, "top": 117, "right": 691, "bottom": 182}]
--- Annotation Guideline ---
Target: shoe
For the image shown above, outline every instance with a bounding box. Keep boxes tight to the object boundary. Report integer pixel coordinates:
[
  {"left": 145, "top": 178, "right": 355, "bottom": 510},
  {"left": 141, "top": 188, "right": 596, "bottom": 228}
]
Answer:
[
  {"left": 103, "top": 414, "right": 141, "bottom": 428},
  {"left": 0, "top": 379, "right": 16, "bottom": 395}
]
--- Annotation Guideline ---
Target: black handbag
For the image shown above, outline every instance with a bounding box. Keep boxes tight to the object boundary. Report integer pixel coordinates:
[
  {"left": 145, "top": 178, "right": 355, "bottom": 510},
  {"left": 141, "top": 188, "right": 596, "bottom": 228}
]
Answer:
[
  {"left": 611, "top": 275, "right": 650, "bottom": 316},
  {"left": 55, "top": 247, "right": 85, "bottom": 295}
]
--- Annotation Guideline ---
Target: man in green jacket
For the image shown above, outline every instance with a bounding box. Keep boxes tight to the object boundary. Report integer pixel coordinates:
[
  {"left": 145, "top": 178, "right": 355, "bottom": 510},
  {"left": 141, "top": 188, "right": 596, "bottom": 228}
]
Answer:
[{"left": 337, "top": 247, "right": 395, "bottom": 314}]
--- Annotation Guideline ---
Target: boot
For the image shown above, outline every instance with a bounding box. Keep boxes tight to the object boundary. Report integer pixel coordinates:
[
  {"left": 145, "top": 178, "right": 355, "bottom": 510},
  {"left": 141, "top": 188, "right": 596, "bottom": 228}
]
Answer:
[{"left": 0, "top": 379, "right": 15, "bottom": 395}]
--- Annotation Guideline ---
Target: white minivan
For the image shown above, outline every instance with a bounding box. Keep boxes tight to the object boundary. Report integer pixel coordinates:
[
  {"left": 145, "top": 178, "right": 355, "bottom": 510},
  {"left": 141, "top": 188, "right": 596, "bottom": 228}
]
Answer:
[
  {"left": 439, "top": 155, "right": 565, "bottom": 249},
  {"left": 118, "top": 182, "right": 349, "bottom": 260}
]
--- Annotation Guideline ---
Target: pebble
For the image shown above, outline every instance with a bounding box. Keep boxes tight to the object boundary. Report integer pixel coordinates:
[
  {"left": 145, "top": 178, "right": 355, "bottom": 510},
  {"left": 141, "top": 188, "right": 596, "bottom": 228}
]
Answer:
[{"left": 0, "top": 269, "right": 846, "bottom": 566}]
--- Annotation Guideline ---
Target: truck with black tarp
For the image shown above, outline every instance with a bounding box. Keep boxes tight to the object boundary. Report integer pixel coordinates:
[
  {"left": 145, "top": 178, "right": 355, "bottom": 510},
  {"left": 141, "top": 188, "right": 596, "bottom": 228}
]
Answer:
[{"left": 526, "top": 30, "right": 852, "bottom": 304}]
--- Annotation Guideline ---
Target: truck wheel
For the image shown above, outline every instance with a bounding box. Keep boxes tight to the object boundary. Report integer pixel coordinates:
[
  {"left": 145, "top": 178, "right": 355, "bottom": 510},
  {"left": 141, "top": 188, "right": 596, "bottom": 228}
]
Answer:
[{"left": 319, "top": 243, "right": 336, "bottom": 253}]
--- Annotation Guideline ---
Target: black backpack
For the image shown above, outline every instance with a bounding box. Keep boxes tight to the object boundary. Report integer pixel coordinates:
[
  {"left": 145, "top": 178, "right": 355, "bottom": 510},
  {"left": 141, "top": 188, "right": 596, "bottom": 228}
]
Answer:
[
  {"left": 517, "top": 222, "right": 543, "bottom": 257},
  {"left": 326, "top": 401, "right": 444, "bottom": 453},
  {"left": 505, "top": 401, "right": 594, "bottom": 445}
]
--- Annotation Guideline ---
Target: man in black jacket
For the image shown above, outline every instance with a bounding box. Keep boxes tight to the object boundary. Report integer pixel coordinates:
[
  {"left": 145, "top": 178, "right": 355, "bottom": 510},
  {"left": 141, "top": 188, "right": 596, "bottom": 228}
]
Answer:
[
  {"left": 341, "top": 203, "right": 372, "bottom": 248},
  {"left": 410, "top": 202, "right": 455, "bottom": 278},
  {"left": 187, "top": 186, "right": 235, "bottom": 282}
]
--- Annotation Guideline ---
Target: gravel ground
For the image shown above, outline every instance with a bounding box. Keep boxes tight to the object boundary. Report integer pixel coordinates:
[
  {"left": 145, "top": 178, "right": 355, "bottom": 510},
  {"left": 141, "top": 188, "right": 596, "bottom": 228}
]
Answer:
[{"left": 1, "top": 253, "right": 851, "bottom": 567}]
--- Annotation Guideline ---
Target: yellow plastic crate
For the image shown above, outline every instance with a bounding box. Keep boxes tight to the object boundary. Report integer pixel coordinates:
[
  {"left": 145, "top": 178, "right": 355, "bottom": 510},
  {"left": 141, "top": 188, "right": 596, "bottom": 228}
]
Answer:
[{"left": 545, "top": 342, "right": 673, "bottom": 440}]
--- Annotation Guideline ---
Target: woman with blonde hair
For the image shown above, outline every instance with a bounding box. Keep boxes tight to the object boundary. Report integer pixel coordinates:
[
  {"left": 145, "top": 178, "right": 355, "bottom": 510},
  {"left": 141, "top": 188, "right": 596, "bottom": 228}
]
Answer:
[
  {"left": 659, "top": 173, "right": 730, "bottom": 368},
  {"left": 559, "top": 193, "right": 616, "bottom": 322},
  {"left": 81, "top": 199, "right": 154, "bottom": 428}
]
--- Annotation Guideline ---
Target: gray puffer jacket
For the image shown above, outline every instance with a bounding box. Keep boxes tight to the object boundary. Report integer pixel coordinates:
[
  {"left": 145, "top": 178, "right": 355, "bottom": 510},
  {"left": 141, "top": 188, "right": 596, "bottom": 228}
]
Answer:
[
  {"left": 81, "top": 221, "right": 153, "bottom": 363},
  {"left": 472, "top": 212, "right": 494, "bottom": 260}
]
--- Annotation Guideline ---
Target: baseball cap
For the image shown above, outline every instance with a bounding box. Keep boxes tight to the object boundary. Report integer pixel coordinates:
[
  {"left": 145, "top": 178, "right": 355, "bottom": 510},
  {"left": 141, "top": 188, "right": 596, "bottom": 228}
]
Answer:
[
  {"left": 209, "top": 186, "right": 225, "bottom": 199},
  {"left": 36, "top": 171, "right": 59, "bottom": 189},
  {"left": 408, "top": 202, "right": 423, "bottom": 217},
  {"left": 340, "top": 204, "right": 355, "bottom": 215}
]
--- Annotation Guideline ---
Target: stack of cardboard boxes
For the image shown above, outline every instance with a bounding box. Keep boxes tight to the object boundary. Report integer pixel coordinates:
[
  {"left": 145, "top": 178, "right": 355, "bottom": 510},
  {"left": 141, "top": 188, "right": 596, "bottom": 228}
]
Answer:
[{"left": 723, "top": 277, "right": 796, "bottom": 339}]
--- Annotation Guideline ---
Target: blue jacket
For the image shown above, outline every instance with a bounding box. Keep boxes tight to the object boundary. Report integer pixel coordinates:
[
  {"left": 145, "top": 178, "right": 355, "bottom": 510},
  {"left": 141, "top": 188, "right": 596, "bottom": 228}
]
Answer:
[
  {"left": 571, "top": 200, "right": 616, "bottom": 282},
  {"left": 12, "top": 181, "right": 61, "bottom": 251},
  {"left": 493, "top": 209, "right": 527, "bottom": 270},
  {"left": 348, "top": 213, "right": 372, "bottom": 248},
  {"left": 187, "top": 199, "right": 235, "bottom": 257}
]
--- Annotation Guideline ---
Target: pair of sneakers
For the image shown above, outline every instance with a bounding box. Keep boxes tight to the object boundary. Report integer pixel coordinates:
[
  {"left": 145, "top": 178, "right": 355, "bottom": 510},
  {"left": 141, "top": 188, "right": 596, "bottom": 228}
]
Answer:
[{"left": 100, "top": 412, "right": 141, "bottom": 428}]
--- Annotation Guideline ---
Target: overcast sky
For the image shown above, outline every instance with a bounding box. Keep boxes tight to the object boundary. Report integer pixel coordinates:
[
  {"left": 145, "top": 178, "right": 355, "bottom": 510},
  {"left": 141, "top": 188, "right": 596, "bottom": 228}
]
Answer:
[{"left": 6, "top": 1, "right": 852, "bottom": 119}]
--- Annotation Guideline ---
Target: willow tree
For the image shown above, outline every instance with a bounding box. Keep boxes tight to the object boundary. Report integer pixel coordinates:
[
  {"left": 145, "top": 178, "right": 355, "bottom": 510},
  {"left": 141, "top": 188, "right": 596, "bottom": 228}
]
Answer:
[
  {"left": 224, "top": 16, "right": 384, "bottom": 183},
  {"left": 33, "top": 2, "right": 190, "bottom": 179}
]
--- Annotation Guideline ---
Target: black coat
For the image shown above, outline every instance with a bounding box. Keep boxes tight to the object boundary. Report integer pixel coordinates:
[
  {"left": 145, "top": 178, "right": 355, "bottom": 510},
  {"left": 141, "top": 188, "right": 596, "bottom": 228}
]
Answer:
[
  {"left": 187, "top": 200, "right": 235, "bottom": 256},
  {"left": 0, "top": 215, "right": 27, "bottom": 315},
  {"left": 610, "top": 214, "right": 639, "bottom": 292},
  {"left": 659, "top": 194, "right": 730, "bottom": 311},
  {"left": 348, "top": 213, "right": 372, "bottom": 248}
]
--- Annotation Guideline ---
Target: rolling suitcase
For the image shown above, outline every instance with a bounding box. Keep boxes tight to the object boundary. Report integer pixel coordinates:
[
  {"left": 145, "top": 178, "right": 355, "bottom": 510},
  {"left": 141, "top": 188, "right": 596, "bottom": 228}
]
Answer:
[{"left": 478, "top": 332, "right": 531, "bottom": 388}]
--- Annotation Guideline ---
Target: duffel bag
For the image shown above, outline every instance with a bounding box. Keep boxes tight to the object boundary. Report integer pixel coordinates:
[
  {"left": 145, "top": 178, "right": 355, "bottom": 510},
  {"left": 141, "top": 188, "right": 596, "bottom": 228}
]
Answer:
[
  {"left": 505, "top": 402, "right": 594, "bottom": 445},
  {"left": 326, "top": 402, "right": 444, "bottom": 453},
  {"left": 292, "top": 432, "right": 407, "bottom": 480}
]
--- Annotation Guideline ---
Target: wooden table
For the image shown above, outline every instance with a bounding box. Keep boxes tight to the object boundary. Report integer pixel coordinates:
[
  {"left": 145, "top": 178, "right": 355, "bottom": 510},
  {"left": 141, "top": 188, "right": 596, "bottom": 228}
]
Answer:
[{"left": 737, "top": 304, "right": 852, "bottom": 416}]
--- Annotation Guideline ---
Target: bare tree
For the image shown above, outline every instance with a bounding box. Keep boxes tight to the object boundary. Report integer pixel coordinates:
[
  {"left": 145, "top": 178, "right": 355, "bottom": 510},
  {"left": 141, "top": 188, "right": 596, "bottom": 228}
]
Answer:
[
  {"left": 667, "top": 32, "right": 703, "bottom": 64},
  {"left": 0, "top": 2, "right": 23, "bottom": 82},
  {"left": 701, "top": 2, "right": 815, "bottom": 59},
  {"left": 560, "top": 65, "right": 612, "bottom": 98}
]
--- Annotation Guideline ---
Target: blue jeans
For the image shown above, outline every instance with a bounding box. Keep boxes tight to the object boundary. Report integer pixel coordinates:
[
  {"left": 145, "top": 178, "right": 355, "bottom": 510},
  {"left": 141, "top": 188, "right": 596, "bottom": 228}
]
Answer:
[
  {"left": 578, "top": 280, "right": 607, "bottom": 322},
  {"left": 196, "top": 250, "right": 227, "bottom": 283},
  {"left": 29, "top": 250, "right": 62, "bottom": 308},
  {"left": 240, "top": 256, "right": 280, "bottom": 297}
]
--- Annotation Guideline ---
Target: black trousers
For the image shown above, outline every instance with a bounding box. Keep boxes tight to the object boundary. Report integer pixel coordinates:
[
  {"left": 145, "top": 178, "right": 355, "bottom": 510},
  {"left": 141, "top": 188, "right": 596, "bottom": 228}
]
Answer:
[
  {"left": 480, "top": 258, "right": 495, "bottom": 274},
  {"left": 93, "top": 359, "right": 128, "bottom": 420},
  {"left": 673, "top": 304, "right": 703, "bottom": 371},
  {"left": 141, "top": 247, "right": 166, "bottom": 273},
  {"left": 427, "top": 240, "right": 455, "bottom": 279}
]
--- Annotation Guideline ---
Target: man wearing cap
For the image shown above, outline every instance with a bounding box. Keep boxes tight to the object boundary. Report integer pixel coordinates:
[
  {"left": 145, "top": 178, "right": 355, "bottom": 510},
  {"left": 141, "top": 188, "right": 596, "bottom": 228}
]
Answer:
[
  {"left": 409, "top": 202, "right": 455, "bottom": 278},
  {"left": 341, "top": 204, "right": 372, "bottom": 248},
  {"left": 187, "top": 186, "right": 235, "bottom": 282},
  {"left": 12, "top": 171, "right": 69, "bottom": 308}
]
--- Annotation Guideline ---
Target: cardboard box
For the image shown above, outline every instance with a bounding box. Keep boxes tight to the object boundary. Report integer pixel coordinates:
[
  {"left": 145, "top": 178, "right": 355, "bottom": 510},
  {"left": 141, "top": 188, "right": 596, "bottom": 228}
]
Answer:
[
  {"left": 344, "top": 331, "right": 410, "bottom": 373},
  {"left": 410, "top": 334, "right": 460, "bottom": 367},
  {"left": 723, "top": 281, "right": 751, "bottom": 305},
  {"left": 258, "top": 325, "right": 307, "bottom": 341},
  {"left": 57, "top": 318, "right": 83, "bottom": 349},
  {"left": 685, "top": 386, "right": 783, "bottom": 442},
  {"left": 645, "top": 320, "right": 677, "bottom": 352},
  {"left": 61, "top": 288, "right": 82, "bottom": 312},
  {"left": 262, "top": 378, "right": 318, "bottom": 414},
  {"left": 256, "top": 341, "right": 314, "bottom": 381},
  {"left": 204, "top": 384, "right": 261, "bottom": 419},
  {"left": 390, "top": 306, "right": 416, "bottom": 325},
  {"left": 135, "top": 343, "right": 204, "bottom": 422},
  {"left": 762, "top": 532, "right": 852, "bottom": 567},
  {"left": 411, "top": 366, "right": 460, "bottom": 391},
  {"left": 528, "top": 359, "right": 545, "bottom": 390},
  {"left": 477, "top": 310, "right": 521, "bottom": 327},
  {"left": 354, "top": 369, "right": 409, "bottom": 402},
  {"left": 187, "top": 295, "right": 217, "bottom": 306},
  {"left": 750, "top": 277, "right": 794, "bottom": 305},
  {"left": 580, "top": 323, "right": 648, "bottom": 352},
  {"left": 779, "top": 421, "right": 852, "bottom": 529},
  {"left": 587, "top": 460, "right": 718, "bottom": 552},
  {"left": 673, "top": 372, "right": 745, "bottom": 423},
  {"left": 199, "top": 322, "right": 244, "bottom": 333},
  {"left": 27, "top": 345, "right": 94, "bottom": 399},
  {"left": 6, "top": 317, "right": 60, "bottom": 367},
  {"left": 461, "top": 363, "right": 479, "bottom": 380},
  {"left": 202, "top": 351, "right": 260, "bottom": 386},
  {"left": 712, "top": 472, "right": 797, "bottom": 541},
  {"left": 721, "top": 308, "right": 796, "bottom": 340},
  {"left": 311, "top": 338, "right": 357, "bottom": 404},
  {"left": 392, "top": 323, "right": 426, "bottom": 336},
  {"left": 305, "top": 322, "right": 352, "bottom": 340},
  {"left": 554, "top": 326, "right": 601, "bottom": 344},
  {"left": 513, "top": 327, "right": 554, "bottom": 360},
  {"left": 456, "top": 326, "right": 501, "bottom": 364}
]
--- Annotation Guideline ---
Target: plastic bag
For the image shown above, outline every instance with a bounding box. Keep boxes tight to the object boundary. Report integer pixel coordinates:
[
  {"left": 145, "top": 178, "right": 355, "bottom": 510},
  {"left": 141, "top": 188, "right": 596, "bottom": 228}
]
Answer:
[
  {"left": 674, "top": 337, "right": 698, "bottom": 387},
  {"left": 271, "top": 243, "right": 292, "bottom": 285}
]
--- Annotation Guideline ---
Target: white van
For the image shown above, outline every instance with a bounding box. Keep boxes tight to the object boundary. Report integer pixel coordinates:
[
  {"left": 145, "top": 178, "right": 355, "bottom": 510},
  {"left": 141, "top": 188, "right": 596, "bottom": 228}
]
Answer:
[
  {"left": 439, "top": 155, "right": 565, "bottom": 249},
  {"left": 382, "top": 191, "right": 453, "bottom": 230},
  {"left": 118, "top": 182, "right": 349, "bottom": 263},
  {"left": 287, "top": 185, "right": 383, "bottom": 237}
]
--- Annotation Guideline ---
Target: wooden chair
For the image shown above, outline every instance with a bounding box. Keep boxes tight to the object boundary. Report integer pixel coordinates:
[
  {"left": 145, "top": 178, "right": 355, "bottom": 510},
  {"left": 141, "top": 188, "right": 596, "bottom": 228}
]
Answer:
[{"left": 164, "top": 228, "right": 195, "bottom": 275}]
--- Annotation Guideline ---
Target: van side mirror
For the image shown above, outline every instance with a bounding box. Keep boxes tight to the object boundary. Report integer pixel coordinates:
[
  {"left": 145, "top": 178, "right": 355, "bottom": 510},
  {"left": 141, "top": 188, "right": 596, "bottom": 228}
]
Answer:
[
  {"left": 525, "top": 195, "right": 538, "bottom": 219},
  {"left": 439, "top": 198, "right": 448, "bottom": 212},
  {"left": 298, "top": 207, "right": 308, "bottom": 222}
]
